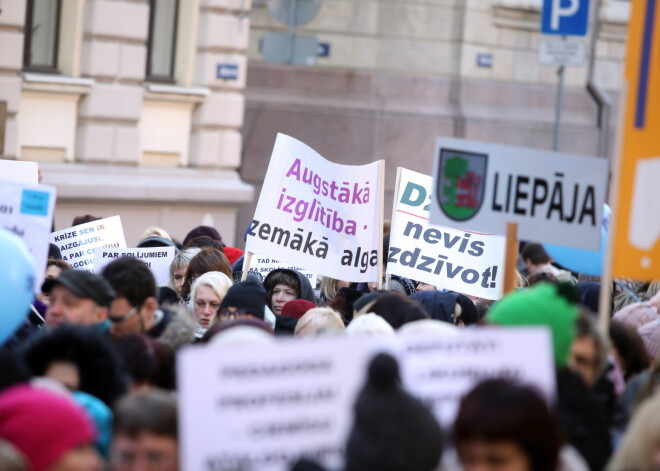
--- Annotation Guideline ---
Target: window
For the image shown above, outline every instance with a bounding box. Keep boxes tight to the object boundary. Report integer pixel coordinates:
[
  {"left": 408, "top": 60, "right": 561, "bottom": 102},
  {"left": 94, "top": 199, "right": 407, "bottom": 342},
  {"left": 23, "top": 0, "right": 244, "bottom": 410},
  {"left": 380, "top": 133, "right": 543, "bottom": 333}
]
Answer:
[
  {"left": 23, "top": 0, "right": 62, "bottom": 72},
  {"left": 146, "top": 0, "right": 179, "bottom": 82}
]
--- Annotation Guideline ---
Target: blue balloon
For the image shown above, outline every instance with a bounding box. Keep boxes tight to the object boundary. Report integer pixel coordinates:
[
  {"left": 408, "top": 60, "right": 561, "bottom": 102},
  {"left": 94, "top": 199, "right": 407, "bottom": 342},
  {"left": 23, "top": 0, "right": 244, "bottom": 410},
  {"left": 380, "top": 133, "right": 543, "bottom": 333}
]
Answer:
[
  {"left": 543, "top": 204, "right": 611, "bottom": 276},
  {"left": 0, "top": 229, "right": 35, "bottom": 345}
]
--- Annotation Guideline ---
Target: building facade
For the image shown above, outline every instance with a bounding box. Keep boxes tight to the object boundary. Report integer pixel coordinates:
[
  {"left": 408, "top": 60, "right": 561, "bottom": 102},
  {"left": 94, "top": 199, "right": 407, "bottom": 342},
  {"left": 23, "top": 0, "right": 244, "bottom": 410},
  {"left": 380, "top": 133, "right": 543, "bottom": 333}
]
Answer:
[
  {"left": 0, "top": 0, "right": 253, "bottom": 246},
  {"left": 238, "top": 0, "right": 629, "bottom": 241}
]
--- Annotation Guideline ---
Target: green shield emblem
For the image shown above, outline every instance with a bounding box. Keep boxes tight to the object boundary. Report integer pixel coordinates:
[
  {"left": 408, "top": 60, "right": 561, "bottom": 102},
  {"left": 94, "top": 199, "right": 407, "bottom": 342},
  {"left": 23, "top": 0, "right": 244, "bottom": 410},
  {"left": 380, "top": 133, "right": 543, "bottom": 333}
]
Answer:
[{"left": 436, "top": 147, "right": 488, "bottom": 221}]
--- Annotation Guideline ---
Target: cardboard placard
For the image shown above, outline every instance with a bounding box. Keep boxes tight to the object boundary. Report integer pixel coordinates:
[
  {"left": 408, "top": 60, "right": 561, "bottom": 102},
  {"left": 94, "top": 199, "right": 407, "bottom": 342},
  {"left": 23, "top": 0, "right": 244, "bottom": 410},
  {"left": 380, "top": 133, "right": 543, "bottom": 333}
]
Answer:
[{"left": 50, "top": 216, "right": 127, "bottom": 272}]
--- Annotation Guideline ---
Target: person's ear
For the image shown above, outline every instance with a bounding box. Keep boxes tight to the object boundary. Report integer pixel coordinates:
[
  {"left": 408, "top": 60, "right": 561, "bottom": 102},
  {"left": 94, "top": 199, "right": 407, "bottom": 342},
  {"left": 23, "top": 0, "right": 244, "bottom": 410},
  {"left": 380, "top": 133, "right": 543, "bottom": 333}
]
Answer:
[
  {"left": 142, "top": 297, "right": 158, "bottom": 322},
  {"left": 96, "top": 306, "right": 109, "bottom": 323}
]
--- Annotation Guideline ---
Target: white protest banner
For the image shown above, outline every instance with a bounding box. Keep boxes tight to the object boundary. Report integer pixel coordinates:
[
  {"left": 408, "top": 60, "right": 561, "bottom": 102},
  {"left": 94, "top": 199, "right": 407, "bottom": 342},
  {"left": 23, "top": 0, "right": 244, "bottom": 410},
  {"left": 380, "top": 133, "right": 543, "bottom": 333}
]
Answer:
[
  {"left": 0, "top": 179, "right": 56, "bottom": 291},
  {"left": 50, "top": 216, "right": 127, "bottom": 272},
  {"left": 1, "top": 159, "right": 38, "bottom": 185},
  {"left": 178, "top": 336, "right": 382, "bottom": 471},
  {"left": 388, "top": 168, "right": 505, "bottom": 300},
  {"left": 93, "top": 247, "right": 175, "bottom": 284},
  {"left": 245, "top": 133, "right": 384, "bottom": 282},
  {"left": 399, "top": 327, "right": 555, "bottom": 426},
  {"left": 178, "top": 328, "right": 554, "bottom": 471},
  {"left": 246, "top": 255, "right": 317, "bottom": 286},
  {"left": 430, "top": 137, "right": 608, "bottom": 250}
]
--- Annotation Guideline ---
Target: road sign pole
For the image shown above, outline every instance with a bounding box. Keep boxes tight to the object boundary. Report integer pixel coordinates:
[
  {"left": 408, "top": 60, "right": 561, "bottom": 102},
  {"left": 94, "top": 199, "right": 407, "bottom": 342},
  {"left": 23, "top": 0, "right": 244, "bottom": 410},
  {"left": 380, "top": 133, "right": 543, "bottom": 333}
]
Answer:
[
  {"left": 553, "top": 64, "right": 565, "bottom": 151},
  {"left": 287, "top": 0, "right": 298, "bottom": 64}
]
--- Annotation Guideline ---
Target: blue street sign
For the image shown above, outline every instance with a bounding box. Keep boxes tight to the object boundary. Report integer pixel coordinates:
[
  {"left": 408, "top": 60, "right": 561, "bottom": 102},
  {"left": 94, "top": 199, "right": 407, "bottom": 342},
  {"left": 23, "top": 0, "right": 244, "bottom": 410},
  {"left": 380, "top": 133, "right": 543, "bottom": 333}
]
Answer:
[
  {"left": 541, "top": 0, "right": 590, "bottom": 36},
  {"left": 317, "top": 42, "right": 331, "bottom": 57},
  {"left": 216, "top": 63, "right": 239, "bottom": 80}
]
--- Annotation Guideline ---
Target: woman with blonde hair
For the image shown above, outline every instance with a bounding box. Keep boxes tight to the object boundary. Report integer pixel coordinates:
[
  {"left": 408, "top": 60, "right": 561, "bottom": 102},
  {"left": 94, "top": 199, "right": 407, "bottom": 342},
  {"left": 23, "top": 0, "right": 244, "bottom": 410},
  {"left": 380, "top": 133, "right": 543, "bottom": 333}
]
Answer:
[
  {"left": 294, "top": 307, "right": 345, "bottom": 337},
  {"left": 316, "top": 276, "right": 350, "bottom": 306},
  {"left": 188, "top": 271, "right": 233, "bottom": 338},
  {"left": 607, "top": 394, "right": 660, "bottom": 471}
]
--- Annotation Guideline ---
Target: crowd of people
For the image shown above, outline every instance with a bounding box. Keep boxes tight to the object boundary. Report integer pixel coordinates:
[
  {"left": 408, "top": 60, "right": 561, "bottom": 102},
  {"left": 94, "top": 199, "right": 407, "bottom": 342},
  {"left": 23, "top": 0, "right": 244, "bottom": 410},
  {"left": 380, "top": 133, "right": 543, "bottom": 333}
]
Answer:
[{"left": 2, "top": 217, "right": 660, "bottom": 471}]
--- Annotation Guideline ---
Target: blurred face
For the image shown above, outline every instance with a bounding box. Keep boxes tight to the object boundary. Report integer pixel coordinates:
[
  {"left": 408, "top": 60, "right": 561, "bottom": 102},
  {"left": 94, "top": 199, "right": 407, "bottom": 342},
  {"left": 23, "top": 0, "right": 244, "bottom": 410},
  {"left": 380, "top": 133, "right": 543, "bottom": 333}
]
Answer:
[
  {"left": 271, "top": 284, "right": 297, "bottom": 314},
  {"left": 416, "top": 282, "right": 436, "bottom": 292},
  {"left": 172, "top": 267, "right": 186, "bottom": 297},
  {"left": 112, "top": 433, "right": 178, "bottom": 471},
  {"left": 569, "top": 336, "right": 599, "bottom": 387},
  {"left": 109, "top": 296, "right": 144, "bottom": 337},
  {"left": 45, "top": 285, "right": 107, "bottom": 329},
  {"left": 47, "top": 444, "right": 102, "bottom": 471},
  {"left": 458, "top": 440, "right": 531, "bottom": 471},
  {"left": 44, "top": 361, "right": 80, "bottom": 391},
  {"left": 194, "top": 285, "right": 221, "bottom": 329}
]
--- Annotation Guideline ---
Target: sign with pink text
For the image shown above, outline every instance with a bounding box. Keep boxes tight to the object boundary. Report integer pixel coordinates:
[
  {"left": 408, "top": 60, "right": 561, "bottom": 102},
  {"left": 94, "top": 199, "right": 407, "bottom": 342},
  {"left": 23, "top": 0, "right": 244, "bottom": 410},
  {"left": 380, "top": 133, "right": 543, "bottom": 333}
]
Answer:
[{"left": 246, "top": 134, "right": 384, "bottom": 282}]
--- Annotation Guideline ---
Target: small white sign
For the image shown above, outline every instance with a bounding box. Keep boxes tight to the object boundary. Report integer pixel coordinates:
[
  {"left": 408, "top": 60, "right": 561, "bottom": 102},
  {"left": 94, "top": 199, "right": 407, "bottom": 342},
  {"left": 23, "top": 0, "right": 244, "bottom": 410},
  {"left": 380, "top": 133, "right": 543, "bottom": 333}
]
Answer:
[
  {"left": 538, "top": 39, "right": 587, "bottom": 66},
  {"left": 93, "top": 247, "right": 176, "bottom": 284},
  {"left": 50, "top": 216, "right": 127, "bottom": 272},
  {"left": 0, "top": 179, "right": 56, "bottom": 291},
  {"left": 1, "top": 159, "right": 38, "bottom": 185},
  {"left": 247, "top": 255, "right": 317, "bottom": 287}
]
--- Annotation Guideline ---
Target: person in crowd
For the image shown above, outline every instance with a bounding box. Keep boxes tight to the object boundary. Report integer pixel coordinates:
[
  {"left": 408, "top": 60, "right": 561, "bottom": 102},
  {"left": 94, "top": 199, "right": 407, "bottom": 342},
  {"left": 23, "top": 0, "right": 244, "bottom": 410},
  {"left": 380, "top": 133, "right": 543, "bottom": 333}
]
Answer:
[
  {"left": 410, "top": 290, "right": 479, "bottom": 326},
  {"left": 23, "top": 325, "right": 127, "bottom": 407},
  {"left": 188, "top": 271, "right": 233, "bottom": 339},
  {"left": 452, "top": 379, "right": 562, "bottom": 471},
  {"left": 315, "top": 276, "right": 350, "bottom": 306},
  {"left": 139, "top": 227, "right": 172, "bottom": 242},
  {"left": 183, "top": 225, "right": 224, "bottom": 247},
  {"left": 168, "top": 247, "right": 201, "bottom": 300},
  {"left": 356, "top": 292, "right": 429, "bottom": 330},
  {"left": 202, "top": 318, "right": 275, "bottom": 347},
  {"left": 112, "top": 334, "right": 167, "bottom": 392},
  {"left": 521, "top": 243, "right": 575, "bottom": 283},
  {"left": 217, "top": 280, "right": 268, "bottom": 322},
  {"left": 607, "top": 393, "right": 660, "bottom": 471},
  {"left": 488, "top": 283, "right": 611, "bottom": 471},
  {"left": 102, "top": 257, "right": 195, "bottom": 346},
  {"left": 111, "top": 390, "right": 179, "bottom": 471},
  {"left": 42, "top": 270, "right": 116, "bottom": 330},
  {"left": 184, "top": 235, "right": 224, "bottom": 252},
  {"left": 415, "top": 281, "right": 437, "bottom": 292},
  {"left": 0, "top": 385, "right": 103, "bottom": 471},
  {"left": 72, "top": 214, "right": 101, "bottom": 226},
  {"left": 526, "top": 270, "right": 560, "bottom": 287},
  {"left": 263, "top": 268, "right": 316, "bottom": 315},
  {"left": 294, "top": 307, "right": 345, "bottom": 337},
  {"left": 345, "top": 313, "right": 396, "bottom": 337},
  {"left": 179, "top": 248, "right": 232, "bottom": 302},
  {"left": 569, "top": 313, "right": 610, "bottom": 389},
  {"left": 327, "top": 286, "right": 363, "bottom": 322},
  {"left": 37, "top": 259, "right": 72, "bottom": 306}
]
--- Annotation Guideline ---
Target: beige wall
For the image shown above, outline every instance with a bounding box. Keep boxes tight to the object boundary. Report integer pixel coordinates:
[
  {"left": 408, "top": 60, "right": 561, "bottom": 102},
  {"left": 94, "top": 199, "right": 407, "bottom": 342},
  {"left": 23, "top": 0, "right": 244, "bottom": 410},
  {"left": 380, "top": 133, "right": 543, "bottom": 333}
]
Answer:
[{"left": 0, "top": 0, "right": 253, "bottom": 245}]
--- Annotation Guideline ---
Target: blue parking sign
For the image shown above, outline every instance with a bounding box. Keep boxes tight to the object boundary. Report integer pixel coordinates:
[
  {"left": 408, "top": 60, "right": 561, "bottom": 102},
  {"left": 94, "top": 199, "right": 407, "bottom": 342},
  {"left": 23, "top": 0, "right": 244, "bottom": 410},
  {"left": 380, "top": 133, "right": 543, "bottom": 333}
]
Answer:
[{"left": 541, "top": 0, "right": 590, "bottom": 36}]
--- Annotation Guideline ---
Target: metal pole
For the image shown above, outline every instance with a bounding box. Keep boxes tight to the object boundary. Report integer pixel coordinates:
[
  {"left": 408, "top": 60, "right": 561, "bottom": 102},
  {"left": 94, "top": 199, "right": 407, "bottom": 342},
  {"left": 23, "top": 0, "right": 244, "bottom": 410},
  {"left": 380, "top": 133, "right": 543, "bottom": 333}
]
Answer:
[
  {"left": 553, "top": 64, "right": 565, "bottom": 151},
  {"left": 287, "top": 0, "right": 298, "bottom": 64}
]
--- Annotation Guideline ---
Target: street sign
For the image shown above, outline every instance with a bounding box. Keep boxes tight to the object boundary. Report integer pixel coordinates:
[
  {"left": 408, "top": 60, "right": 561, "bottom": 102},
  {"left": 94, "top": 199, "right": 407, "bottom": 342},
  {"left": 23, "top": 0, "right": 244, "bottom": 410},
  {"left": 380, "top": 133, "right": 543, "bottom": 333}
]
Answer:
[
  {"left": 216, "top": 64, "right": 239, "bottom": 80},
  {"left": 541, "top": 0, "right": 590, "bottom": 36},
  {"left": 609, "top": 0, "right": 660, "bottom": 279},
  {"left": 538, "top": 39, "right": 586, "bottom": 66},
  {"left": 429, "top": 137, "right": 609, "bottom": 251}
]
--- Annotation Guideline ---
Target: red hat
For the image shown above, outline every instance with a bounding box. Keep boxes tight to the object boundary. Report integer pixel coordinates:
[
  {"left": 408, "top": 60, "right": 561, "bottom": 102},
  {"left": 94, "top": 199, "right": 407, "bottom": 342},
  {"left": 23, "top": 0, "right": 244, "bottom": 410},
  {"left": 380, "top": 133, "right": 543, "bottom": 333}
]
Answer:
[
  {"left": 281, "top": 299, "right": 317, "bottom": 319},
  {"left": 0, "top": 385, "right": 95, "bottom": 471},
  {"left": 223, "top": 246, "right": 244, "bottom": 265}
]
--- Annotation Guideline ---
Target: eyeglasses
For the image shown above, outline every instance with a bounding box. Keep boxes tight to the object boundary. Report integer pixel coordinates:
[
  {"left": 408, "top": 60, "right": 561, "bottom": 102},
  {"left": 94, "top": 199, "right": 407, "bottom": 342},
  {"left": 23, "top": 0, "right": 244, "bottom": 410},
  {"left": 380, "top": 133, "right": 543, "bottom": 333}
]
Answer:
[
  {"left": 219, "top": 308, "right": 253, "bottom": 320},
  {"left": 109, "top": 304, "right": 141, "bottom": 324}
]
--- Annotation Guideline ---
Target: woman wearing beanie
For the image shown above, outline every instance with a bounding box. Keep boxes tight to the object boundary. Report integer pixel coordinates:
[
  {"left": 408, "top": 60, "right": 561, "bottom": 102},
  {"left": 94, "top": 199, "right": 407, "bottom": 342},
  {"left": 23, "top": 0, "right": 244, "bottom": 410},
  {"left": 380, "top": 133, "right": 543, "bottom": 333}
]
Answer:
[{"left": 0, "top": 385, "right": 102, "bottom": 471}]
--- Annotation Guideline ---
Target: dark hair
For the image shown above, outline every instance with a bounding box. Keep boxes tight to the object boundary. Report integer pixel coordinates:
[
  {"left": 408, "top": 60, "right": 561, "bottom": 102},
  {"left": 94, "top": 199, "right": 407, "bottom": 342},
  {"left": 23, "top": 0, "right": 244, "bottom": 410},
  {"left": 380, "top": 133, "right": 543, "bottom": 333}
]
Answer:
[
  {"left": 180, "top": 248, "right": 231, "bottom": 298},
  {"left": 102, "top": 256, "right": 157, "bottom": 307},
  {"left": 610, "top": 320, "right": 651, "bottom": 381},
  {"left": 265, "top": 270, "right": 300, "bottom": 302},
  {"left": 47, "top": 258, "right": 72, "bottom": 271},
  {"left": 454, "top": 379, "right": 561, "bottom": 471},
  {"left": 23, "top": 325, "right": 127, "bottom": 406},
  {"left": 113, "top": 389, "right": 177, "bottom": 438},
  {"left": 527, "top": 271, "right": 560, "bottom": 287},
  {"left": 521, "top": 243, "right": 551, "bottom": 265},
  {"left": 185, "top": 236, "right": 224, "bottom": 252},
  {"left": 367, "top": 293, "right": 429, "bottom": 329},
  {"left": 72, "top": 215, "right": 101, "bottom": 227},
  {"left": 112, "top": 334, "right": 163, "bottom": 388}
]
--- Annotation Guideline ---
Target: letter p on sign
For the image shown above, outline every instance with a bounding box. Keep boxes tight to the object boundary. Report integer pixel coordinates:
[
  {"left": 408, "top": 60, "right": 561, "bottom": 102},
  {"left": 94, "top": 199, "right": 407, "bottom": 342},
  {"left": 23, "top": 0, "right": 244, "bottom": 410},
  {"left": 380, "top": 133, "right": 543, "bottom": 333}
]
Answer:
[{"left": 541, "top": 0, "right": 589, "bottom": 37}]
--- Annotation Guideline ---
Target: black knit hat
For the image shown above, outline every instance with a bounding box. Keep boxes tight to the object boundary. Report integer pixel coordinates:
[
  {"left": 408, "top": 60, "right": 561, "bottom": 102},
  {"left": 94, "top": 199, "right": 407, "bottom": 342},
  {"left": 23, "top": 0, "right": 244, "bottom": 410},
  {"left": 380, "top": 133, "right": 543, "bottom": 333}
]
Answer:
[
  {"left": 345, "top": 353, "right": 443, "bottom": 471},
  {"left": 219, "top": 280, "right": 267, "bottom": 320},
  {"left": 42, "top": 270, "right": 116, "bottom": 308}
]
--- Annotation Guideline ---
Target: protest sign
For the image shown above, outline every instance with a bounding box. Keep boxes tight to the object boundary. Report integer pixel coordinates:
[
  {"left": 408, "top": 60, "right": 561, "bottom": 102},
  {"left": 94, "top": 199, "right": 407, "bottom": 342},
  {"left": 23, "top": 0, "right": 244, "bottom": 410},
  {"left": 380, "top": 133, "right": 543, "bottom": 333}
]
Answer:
[
  {"left": 93, "top": 247, "right": 175, "bottom": 284},
  {"left": 178, "top": 327, "right": 554, "bottom": 471},
  {"left": 0, "top": 179, "right": 56, "bottom": 291},
  {"left": 399, "top": 327, "right": 555, "bottom": 426},
  {"left": 430, "top": 137, "right": 608, "bottom": 250},
  {"left": 388, "top": 168, "right": 505, "bottom": 300},
  {"left": 178, "top": 336, "right": 381, "bottom": 471},
  {"left": 245, "top": 133, "right": 384, "bottom": 282},
  {"left": 246, "top": 255, "right": 317, "bottom": 287},
  {"left": 1, "top": 159, "right": 38, "bottom": 185},
  {"left": 50, "top": 216, "right": 127, "bottom": 272}
]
